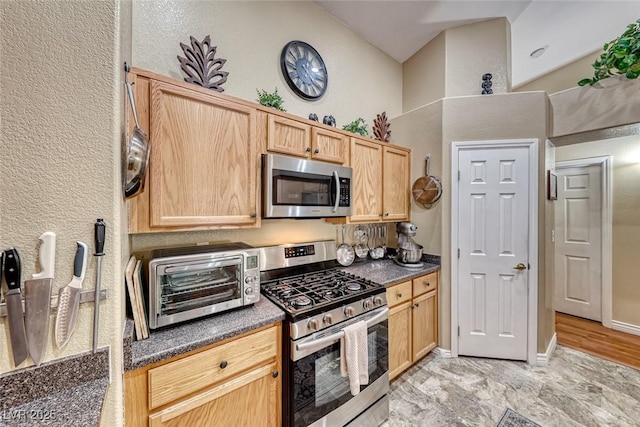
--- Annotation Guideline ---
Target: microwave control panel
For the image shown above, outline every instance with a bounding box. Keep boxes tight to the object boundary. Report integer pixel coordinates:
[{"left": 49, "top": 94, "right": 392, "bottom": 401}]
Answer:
[{"left": 339, "top": 178, "right": 350, "bottom": 207}]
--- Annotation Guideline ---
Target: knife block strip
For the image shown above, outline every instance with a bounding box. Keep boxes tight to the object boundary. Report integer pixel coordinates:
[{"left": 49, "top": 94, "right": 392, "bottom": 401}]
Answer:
[{"left": 0, "top": 289, "right": 108, "bottom": 317}]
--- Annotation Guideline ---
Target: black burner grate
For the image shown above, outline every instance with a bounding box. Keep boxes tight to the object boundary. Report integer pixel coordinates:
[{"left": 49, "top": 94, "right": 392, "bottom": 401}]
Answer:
[{"left": 261, "top": 269, "right": 377, "bottom": 314}]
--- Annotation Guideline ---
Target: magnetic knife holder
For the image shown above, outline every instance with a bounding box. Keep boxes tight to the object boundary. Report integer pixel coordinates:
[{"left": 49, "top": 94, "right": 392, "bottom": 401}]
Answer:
[{"left": 0, "top": 289, "right": 108, "bottom": 317}]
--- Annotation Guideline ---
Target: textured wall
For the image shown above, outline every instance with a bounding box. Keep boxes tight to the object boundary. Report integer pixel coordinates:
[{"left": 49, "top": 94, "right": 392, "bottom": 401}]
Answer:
[
  {"left": 132, "top": 0, "right": 402, "bottom": 132},
  {"left": 556, "top": 135, "right": 640, "bottom": 326},
  {"left": 440, "top": 92, "right": 549, "bottom": 351},
  {"left": 550, "top": 76, "right": 640, "bottom": 137},
  {"left": 0, "top": 1, "right": 126, "bottom": 425},
  {"left": 402, "top": 33, "right": 446, "bottom": 112},
  {"left": 401, "top": 18, "right": 511, "bottom": 112},
  {"left": 444, "top": 18, "right": 511, "bottom": 97},
  {"left": 514, "top": 50, "right": 602, "bottom": 93},
  {"left": 389, "top": 100, "right": 443, "bottom": 255}
]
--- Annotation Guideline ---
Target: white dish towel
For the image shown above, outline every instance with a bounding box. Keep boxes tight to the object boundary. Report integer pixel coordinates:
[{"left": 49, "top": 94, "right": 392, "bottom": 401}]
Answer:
[{"left": 340, "top": 320, "right": 369, "bottom": 396}]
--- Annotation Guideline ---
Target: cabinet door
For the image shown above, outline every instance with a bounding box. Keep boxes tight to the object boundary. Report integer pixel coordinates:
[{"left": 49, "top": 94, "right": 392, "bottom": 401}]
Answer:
[
  {"left": 149, "top": 80, "right": 258, "bottom": 228},
  {"left": 350, "top": 137, "right": 383, "bottom": 223},
  {"left": 149, "top": 363, "right": 280, "bottom": 427},
  {"left": 412, "top": 290, "right": 438, "bottom": 362},
  {"left": 388, "top": 300, "right": 412, "bottom": 381},
  {"left": 267, "top": 114, "right": 311, "bottom": 158},
  {"left": 382, "top": 146, "right": 410, "bottom": 221},
  {"left": 311, "top": 127, "right": 349, "bottom": 164}
]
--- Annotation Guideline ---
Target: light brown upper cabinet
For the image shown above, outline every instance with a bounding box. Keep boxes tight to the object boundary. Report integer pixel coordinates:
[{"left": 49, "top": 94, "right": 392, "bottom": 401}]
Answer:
[
  {"left": 333, "top": 137, "right": 410, "bottom": 224},
  {"left": 128, "top": 70, "right": 260, "bottom": 233},
  {"left": 267, "top": 114, "right": 349, "bottom": 165},
  {"left": 382, "top": 146, "right": 411, "bottom": 221}
]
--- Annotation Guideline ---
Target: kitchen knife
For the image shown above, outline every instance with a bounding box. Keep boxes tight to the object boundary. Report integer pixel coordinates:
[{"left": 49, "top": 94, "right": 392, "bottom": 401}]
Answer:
[
  {"left": 92, "top": 219, "right": 105, "bottom": 353},
  {"left": 25, "top": 232, "right": 56, "bottom": 365},
  {"left": 54, "top": 241, "right": 88, "bottom": 349},
  {"left": 4, "top": 248, "right": 28, "bottom": 366}
]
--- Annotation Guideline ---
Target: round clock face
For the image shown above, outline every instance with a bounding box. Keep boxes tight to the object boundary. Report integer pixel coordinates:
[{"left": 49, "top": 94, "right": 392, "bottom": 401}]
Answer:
[{"left": 280, "top": 40, "right": 328, "bottom": 100}]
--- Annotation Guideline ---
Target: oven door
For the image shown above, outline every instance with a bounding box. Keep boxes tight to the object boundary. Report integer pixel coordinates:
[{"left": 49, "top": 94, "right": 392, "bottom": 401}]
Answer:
[
  {"left": 290, "top": 307, "right": 389, "bottom": 427},
  {"left": 152, "top": 255, "right": 245, "bottom": 328}
]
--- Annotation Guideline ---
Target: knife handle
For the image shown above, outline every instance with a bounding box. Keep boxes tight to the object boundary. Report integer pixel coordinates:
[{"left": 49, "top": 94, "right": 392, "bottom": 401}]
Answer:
[
  {"left": 94, "top": 219, "right": 106, "bottom": 256},
  {"left": 33, "top": 231, "right": 56, "bottom": 280},
  {"left": 73, "top": 242, "right": 88, "bottom": 280},
  {"left": 4, "top": 248, "right": 21, "bottom": 290}
]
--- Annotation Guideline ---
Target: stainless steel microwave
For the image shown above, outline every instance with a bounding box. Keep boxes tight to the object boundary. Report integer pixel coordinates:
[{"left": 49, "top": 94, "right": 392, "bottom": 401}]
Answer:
[
  {"left": 262, "top": 153, "right": 353, "bottom": 218},
  {"left": 146, "top": 243, "right": 260, "bottom": 329}
]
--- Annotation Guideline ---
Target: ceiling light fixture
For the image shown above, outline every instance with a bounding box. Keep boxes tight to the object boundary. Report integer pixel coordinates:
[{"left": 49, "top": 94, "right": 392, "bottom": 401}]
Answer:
[{"left": 530, "top": 46, "right": 548, "bottom": 58}]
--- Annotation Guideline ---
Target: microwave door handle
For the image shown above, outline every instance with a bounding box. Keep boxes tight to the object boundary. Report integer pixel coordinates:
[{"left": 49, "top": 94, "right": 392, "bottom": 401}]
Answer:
[
  {"left": 295, "top": 307, "right": 388, "bottom": 353},
  {"left": 332, "top": 170, "right": 340, "bottom": 212}
]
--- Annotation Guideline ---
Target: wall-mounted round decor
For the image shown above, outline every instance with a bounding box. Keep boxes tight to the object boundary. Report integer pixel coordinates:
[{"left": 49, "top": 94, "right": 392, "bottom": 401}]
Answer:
[{"left": 280, "top": 40, "right": 327, "bottom": 100}]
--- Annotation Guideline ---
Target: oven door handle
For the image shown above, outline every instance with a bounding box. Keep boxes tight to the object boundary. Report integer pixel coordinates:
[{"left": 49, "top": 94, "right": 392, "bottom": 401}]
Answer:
[{"left": 295, "top": 307, "right": 388, "bottom": 353}]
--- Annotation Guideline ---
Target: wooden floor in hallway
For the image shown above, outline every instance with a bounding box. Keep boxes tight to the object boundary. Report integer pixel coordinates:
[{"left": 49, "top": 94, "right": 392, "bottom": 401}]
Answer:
[{"left": 556, "top": 311, "right": 640, "bottom": 370}]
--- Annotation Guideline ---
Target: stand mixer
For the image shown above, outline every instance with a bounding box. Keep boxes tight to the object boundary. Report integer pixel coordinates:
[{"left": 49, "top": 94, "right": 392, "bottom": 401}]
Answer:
[{"left": 394, "top": 222, "right": 424, "bottom": 268}]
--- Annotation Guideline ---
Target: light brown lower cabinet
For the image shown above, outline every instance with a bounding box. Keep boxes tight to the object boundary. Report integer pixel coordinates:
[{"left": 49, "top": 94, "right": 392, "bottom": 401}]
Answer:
[
  {"left": 387, "top": 272, "right": 438, "bottom": 380},
  {"left": 125, "top": 323, "right": 282, "bottom": 427}
]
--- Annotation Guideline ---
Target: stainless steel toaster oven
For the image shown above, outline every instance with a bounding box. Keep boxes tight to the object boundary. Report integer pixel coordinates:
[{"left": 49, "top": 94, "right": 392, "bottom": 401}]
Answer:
[{"left": 146, "top": 242, "right": 260, "bottom": 329}]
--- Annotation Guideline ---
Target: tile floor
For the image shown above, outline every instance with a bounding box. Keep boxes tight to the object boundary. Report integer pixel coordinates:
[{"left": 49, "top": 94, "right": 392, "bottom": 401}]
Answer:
[{"left": 384, "top": 345, "right": 640, "bottom": 426}]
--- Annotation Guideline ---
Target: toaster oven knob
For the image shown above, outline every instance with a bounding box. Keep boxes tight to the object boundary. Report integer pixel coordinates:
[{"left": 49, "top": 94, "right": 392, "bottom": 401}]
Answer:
[
  {"left": 245, "top": 287, "right": 254, "bottom": 295},
  {"left": 363, "top": 299, "right": 373, "bottom": 310},
  {"left": 245, "top": 276, "right": 254, "bottom": 284},
  {"left": 373, "top": 296, "right": 384, "bottom": 306},
  {"left": 323, "top": 314, "right": 333, "bottom": 325},
  {"left": 307, "top": 318, "right": 319, "bottom": 331},
  {"left": 344, "top": 306, "right": 355, "bottom": 317}
]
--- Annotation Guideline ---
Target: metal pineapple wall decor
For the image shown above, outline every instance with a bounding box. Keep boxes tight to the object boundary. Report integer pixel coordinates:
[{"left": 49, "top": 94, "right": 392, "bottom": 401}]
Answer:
[
  {"left": 373, "top": 112, "right": 391, "bottom": 142},
  {"left": 177, "top": 35, "right": 228, "bottom": 92}
]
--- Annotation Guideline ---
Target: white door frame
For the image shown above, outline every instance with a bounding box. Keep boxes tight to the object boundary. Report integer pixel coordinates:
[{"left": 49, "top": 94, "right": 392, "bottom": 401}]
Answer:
[
  {"left": 555, "top": 156, "right": 612, "bottom": 328},
  {"left": 451, "top": 139, "right": 539, "bottom": 364}
]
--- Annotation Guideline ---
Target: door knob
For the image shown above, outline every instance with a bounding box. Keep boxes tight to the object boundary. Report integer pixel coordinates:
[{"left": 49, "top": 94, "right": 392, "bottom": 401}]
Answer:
[{"left": 514, "top": 263, "right": 527, "bottom": 271}]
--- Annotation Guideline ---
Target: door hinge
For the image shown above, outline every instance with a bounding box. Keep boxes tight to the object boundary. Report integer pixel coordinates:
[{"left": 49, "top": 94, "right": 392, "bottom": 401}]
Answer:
[
  {"left": 528, "top": 263, "right": 531, "bottom": 270},
  {"left": 457, "top": 248, "right": 460, "bottom": 258},
  {"left": 458, "top": 326, "right": 460, "bottom": 336},
  {"left": 458, "top": 170, "right": 461, "bottom": 181}
]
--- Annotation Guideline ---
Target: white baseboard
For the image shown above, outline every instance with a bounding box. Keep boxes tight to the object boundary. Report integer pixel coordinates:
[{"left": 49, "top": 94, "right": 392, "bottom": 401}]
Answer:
[
  {"left": 433, "top": 347, "right": 453, "bottom": 358},
  {"left": 536, "top": 333, "right": 557, "bottom": 366},
  {"left": 611, "top": 320, "right": 640, "bottom": 336}
]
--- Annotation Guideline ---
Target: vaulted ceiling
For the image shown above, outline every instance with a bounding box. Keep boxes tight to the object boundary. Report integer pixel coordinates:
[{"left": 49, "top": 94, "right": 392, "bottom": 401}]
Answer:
[{"left": 313, "top": 1, "right": 639, "bottom": 87}]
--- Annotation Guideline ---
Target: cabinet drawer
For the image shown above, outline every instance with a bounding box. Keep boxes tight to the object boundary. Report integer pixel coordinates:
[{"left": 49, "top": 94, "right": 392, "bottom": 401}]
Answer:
[
  {"left": 386, "top": 281, "right": 412, "bottom": 307},
  {"left": 412, "top": 272, "right": 438, "bottom": 298},
  {"left": 148, "top": 326, "right": 278, "bottom": 410}
]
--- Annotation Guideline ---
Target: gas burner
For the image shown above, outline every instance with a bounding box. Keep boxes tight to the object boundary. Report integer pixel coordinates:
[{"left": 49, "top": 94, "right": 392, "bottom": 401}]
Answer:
[
  {"left": 346, "top": 282, "right": 362, "bottom": 291},
  {"left": 292, "top": 296, "right": 312, "bottom": 308}
]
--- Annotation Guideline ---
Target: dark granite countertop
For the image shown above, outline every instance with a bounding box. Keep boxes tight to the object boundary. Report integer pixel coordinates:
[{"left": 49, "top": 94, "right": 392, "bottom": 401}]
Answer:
[
  {"left": 338, "top": 256, "right": 440, "bottom": 287},
  {"left": 0, "top": 349, "right": 110, "bottom": 427},
  {"left": 124, "top": 297, "right": 285, "bottom": 371}
]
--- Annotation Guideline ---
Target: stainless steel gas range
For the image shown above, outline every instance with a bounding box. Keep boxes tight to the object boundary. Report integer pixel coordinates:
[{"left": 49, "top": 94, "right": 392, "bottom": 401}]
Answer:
[{"left": 259, "top": 240, "right": 389, "bottom": 427}]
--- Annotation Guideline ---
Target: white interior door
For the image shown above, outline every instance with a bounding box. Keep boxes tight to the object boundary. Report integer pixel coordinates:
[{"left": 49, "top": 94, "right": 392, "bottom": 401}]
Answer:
[
  {"left": 554, "top": 164, "right": 602, "bottom": 321},
  {"left": 458, "top": 146, "right": 530, "bottom": 360}
]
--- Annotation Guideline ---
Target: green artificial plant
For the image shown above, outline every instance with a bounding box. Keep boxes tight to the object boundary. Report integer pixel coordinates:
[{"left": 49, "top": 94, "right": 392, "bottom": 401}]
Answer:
[
  {"left": 342, "top": 118, "right": 369, "bottom": 136},
  {"left": 578, "top": 18, "right": 640, "bottom": 86},
  {"left": 256, "top": 88, "right": 286, "bottom": 111}
]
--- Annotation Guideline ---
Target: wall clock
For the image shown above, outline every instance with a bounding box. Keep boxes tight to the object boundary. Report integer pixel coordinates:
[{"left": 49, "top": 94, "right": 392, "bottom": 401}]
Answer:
[{"left": 280, "top": 40, "right": 328, "bottom": 100}]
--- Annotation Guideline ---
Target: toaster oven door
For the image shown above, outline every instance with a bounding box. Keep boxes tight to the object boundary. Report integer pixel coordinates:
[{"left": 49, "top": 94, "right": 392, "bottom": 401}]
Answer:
[{"left": 153, "top": 255, "right": 245, "bottom": 327}]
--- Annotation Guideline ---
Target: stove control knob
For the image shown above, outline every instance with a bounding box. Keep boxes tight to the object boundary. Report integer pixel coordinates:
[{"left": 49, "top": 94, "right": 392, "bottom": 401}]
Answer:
[
  {"left": 373, "top": 296, "right": 384, "bottom": 306},
  {"left": 363, "top": 299, "right": 373, "bottom": 310},
  {"left": 245, "top": 275, "right": 254, "bottom": 284},
  {"left": 344, "top": 306, "right": 355, "bottom": 317},
  {"left": 307, "top": 318, "right": 319, "bottom": 331},
  {"left": 323, "top": 314, "right": 333, "bottom": 325}
]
